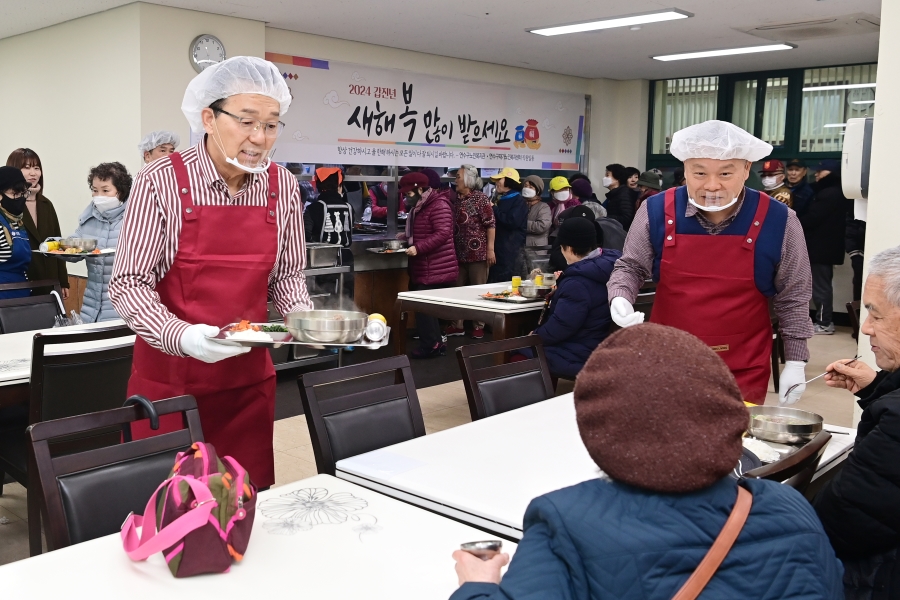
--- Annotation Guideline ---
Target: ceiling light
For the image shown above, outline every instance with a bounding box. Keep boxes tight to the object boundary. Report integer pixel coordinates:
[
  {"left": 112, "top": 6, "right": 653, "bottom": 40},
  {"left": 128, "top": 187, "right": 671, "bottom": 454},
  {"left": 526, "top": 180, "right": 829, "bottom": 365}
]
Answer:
[
  {"left": 823, "top": 124, "right": 847, "bottom": 128},
  {"left": 852, "top": 100, "right": 875, "bottom": 105},
  {"left": 529, "top": 8, "right": 691, "bottom": 36},
  {"left": 653, "top": 43, "right": 795, "bottom": 61},
  {"left": 802, "top": 83, "right": 876, "bottom": 92}
]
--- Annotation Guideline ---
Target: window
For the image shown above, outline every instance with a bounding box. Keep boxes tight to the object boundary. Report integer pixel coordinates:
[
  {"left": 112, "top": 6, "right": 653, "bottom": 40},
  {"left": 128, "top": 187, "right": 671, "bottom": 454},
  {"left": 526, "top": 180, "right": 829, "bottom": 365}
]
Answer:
[
  {"left": 731, "top": 79, "right": 757, "bottom": 135},
  {"left": 651, "top": 77, "right": 718, "bottom": 154},
  {"left": 762, "top": 77, "right": 789, "bottom": 148},
  {"left": 800, "top": 64, "right": 877, "bottom": 153}
]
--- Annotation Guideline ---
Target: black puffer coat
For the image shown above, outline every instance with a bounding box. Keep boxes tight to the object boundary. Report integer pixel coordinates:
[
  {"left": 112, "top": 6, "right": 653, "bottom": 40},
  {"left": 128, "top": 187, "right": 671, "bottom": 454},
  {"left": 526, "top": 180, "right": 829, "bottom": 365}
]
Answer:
[
  {"left": 813, "top": 369, "right": 900, "bottom": 599},
  {"left": 604, "top": 185, "right": 636, "bottom": 231},
  {"left": 800, "top": 173, "right": 851, "bottom": 265}
]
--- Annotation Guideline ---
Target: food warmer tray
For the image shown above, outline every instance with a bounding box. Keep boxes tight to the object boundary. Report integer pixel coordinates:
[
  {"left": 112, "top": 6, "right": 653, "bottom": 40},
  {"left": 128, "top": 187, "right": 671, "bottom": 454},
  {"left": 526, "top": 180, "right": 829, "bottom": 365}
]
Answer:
[{"left": 208, "top": 323, "right": 390, "bottom": 350}]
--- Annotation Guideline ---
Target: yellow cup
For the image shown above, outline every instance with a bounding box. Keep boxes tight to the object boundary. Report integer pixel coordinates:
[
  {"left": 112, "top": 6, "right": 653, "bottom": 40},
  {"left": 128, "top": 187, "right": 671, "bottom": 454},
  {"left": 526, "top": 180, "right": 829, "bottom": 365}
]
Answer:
[
  {"left": 511, "top": 276, "right": 522, "bottom": 290},
  {"left": 534, "top": 274, "right": 543, "bottom": 286}
]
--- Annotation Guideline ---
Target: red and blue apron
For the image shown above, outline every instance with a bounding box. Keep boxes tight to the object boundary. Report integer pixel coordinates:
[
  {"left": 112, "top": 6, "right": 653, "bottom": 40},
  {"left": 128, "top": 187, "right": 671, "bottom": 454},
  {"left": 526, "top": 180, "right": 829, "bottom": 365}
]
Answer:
[
  {"left": 0, "top": 211, "right": 31, "bottom": 299},
  {"left": 127, "top": 152, "right": 279, "bottom": 487},
  {"left": 648, "top": 187, "right": 786, "bottom": 404}
]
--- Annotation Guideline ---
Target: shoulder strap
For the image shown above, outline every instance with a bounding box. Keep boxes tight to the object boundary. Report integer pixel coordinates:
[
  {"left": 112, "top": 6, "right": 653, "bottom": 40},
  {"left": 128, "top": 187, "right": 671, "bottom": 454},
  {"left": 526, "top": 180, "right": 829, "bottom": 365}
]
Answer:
[{"left": 671, "top": 486, "right": 753, "bottom": 600}]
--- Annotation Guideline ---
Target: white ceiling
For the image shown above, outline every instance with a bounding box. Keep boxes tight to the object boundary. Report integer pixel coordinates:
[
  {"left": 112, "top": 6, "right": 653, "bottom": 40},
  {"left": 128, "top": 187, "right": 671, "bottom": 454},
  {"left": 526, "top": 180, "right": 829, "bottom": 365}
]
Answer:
[{"left": 0, "top": 0, "right": 881, "bottom": 79}]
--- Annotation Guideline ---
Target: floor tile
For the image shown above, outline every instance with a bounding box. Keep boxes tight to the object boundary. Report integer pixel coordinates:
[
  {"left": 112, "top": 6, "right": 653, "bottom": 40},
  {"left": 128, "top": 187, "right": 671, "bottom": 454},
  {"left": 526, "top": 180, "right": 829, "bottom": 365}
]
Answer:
[
  {"left": 422, "top": 405, "right": 472, "bottom": 432},
  {"left": 0, "top": 482, "right": 28, "bottom": 522},
  {"left": 273, "top": 415, "right": 312, "bottom": 452},
  {"left": 273, "top": 452, "right": 319, "bottom": 488},
  {"left": 0, "top": 511, "right": 30, "bottom": 566},
  {"left": 282, "top": 444, "right": 316, "bottom": 463}
]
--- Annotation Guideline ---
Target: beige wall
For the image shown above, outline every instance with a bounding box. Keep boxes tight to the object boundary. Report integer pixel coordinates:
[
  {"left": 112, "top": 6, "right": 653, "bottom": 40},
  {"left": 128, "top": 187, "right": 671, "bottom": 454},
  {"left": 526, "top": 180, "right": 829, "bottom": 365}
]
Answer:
[
  {"left": 853, "top": 0, "right": 900, "bottom": 421},
  {"left": 587, "top": 78, "right": 650, "bottom": 180},
  {"left": 0, "top": 4, "right": 142, "bottom": 276}
]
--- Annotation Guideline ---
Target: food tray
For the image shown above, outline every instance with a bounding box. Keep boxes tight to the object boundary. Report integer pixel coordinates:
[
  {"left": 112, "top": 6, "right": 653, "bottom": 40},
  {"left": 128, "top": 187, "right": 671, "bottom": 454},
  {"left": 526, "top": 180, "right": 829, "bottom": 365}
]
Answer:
[
  {"left": 479, "top": 293, "right": 543, "bottom": 304},
  {"left": 35, "top": 248, "right": 115, "bottom": 258},
  {"left": 208, "top": 323, "right": 390, "bottom": 349},
  {"left": 366, "top": 248, "right": 407, "bottom": 255}
]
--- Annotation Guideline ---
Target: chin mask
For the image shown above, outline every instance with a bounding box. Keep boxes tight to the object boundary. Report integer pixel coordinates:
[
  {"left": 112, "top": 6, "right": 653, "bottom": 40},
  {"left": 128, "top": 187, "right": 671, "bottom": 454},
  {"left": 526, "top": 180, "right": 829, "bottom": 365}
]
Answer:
[
  {"left": 688, "top": 191, "right": 739, "bottom": 213},
  {"left": 212, "top": 121, "right": 272, "bottom": 174}
]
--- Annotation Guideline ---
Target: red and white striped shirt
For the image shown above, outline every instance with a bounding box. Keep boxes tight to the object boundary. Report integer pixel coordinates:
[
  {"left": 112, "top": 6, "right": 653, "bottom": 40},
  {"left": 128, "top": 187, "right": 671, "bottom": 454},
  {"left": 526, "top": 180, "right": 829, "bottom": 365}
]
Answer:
[{"left": 109, "top": 140, "right": 312, "bottom": 356}]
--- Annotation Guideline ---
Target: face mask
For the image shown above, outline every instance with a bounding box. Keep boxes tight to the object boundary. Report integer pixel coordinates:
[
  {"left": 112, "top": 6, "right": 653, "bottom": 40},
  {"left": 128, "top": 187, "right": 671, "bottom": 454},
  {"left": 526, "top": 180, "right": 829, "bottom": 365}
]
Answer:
[
  {"left": 602, "top": 176, "right": 613, "bottom": 188},
  {"left": 404, "top": 193, "right": 420, "bottom": 209},
  {"left": 760, "top": 175, "right": 782, "bottom": 191},
  {"left": 211, "top": 120, "right": 272, "bottom": 174},
  {"left": 688, "top": 191, "right": 739, "bottom": 213},
  {"left": 0, "top": 195, "right": 26, "bottom": 216},
  {"left": 521, "top": 187, "right": 537, "bottom": 199},
  {"left": 553, "top": 191, "right": 570, "bottom": 202},
  {"left": 92, "top": 195, "right": 122, "bottom": 212}
]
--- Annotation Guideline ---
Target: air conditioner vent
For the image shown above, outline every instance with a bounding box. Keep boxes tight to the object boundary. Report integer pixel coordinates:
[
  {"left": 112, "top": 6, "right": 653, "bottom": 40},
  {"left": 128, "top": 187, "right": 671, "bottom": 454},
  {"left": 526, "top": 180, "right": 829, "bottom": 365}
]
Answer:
[{"left": 736, "top": 13, "right": 879, "bottom": 42}]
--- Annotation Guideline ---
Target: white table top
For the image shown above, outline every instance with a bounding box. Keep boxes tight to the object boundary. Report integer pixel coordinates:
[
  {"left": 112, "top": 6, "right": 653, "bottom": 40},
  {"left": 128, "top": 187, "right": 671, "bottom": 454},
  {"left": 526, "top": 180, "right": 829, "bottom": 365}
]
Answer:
[
  {"left": 0, "top": 320, "right": 133, "bottom": 386},
  {"left": 398, "top": 283, "right": 545, "bottom": 314},
  {"left": 336, "top": 394, "right": 857, "bottom": 539},
  {"left": 2, "top": 474, "right": 513, "bottom": 598}
]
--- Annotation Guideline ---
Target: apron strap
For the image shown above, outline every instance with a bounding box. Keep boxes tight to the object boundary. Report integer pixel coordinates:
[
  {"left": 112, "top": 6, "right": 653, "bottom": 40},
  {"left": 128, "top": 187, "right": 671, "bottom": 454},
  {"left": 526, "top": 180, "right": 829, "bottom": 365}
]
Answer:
[
  {"left": 169, "top": 152, "right": 198, "bottom": 222},
  {"left": 663, "top": 187, "right": 677, "bottom": 248},
  {"left": 743, "top": 192, "right": 772, "bottom": 253},
  {"left": 266, "top": 162, "right": 279, "bottom": 224}
]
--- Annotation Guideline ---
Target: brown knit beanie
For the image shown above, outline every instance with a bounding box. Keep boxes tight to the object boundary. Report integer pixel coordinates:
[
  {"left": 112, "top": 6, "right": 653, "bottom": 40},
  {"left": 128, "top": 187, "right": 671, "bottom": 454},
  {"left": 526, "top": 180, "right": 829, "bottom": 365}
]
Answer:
[{"left": 574, "top": 323, "right": 748, "bottom": 493}]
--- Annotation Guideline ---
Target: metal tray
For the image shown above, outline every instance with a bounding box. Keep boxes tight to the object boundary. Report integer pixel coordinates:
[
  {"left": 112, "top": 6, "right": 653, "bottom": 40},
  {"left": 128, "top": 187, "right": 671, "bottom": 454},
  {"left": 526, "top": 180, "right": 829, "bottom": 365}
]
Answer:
[
  {"left": 366, "top": 248, "right": 407, "bottom": 255},
  {"left": 34, "top": 248, "right": 115, "bottom": 259},
  {"left": 208, "top": 323, "right": 390, "bottom": 349},
  {"left": 479, "top": 293, "right": 543, "bottom": 304}
]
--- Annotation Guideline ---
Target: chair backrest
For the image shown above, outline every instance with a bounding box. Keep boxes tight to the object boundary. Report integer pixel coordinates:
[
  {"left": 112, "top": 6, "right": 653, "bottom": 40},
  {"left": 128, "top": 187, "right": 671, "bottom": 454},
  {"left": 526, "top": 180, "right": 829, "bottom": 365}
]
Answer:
[
  {"left": 0, "top": 279, "right": 62, "bottom": 296},
  {"left": 29, "top": 325, "right": 135, "bottom": 425},
  {"left": 27, "top": 395, "right": 204, "bottom": 551},
  {"left": 298, "top": 355, "right": 426, "bottom": 476},
  {"left": 456, "top": 335, "right": 555, "bottom": 421},
  {"left": 743, "top": 430, "right": 832, "bottom": 494},
  {"left": 0, "top": 295, "right": 60, "bottom": 333}
]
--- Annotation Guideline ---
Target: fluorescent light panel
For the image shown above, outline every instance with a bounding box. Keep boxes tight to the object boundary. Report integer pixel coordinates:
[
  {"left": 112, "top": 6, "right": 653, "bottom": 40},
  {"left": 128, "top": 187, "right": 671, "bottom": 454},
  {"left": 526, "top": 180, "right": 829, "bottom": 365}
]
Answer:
[
  {"left": 653, "top": 43, "right": 794, "bottom": 61},
  {"left": 853, "top": 100, "right": 875, "bottom": 105},
  {"left": 802, "top": 83, "right": 876, "bottom": 92},
  {"left": 823, "top": 124, "right": 847, "bottom": 128},
  {"left": 529, "top": 8, "right": 691, "bottom": 36}
]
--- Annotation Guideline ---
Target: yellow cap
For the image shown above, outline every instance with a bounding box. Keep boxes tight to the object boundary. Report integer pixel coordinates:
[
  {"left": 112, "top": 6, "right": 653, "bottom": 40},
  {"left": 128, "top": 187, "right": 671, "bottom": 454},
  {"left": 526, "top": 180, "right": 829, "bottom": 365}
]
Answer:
[
  {"left": 368, "top": 313, "right": 386, "bottom": 324},
  {"left": 490, "top": 167, "right": 521, "bottom": 184},
  {"left": 549, "top": 176, "right": 571, "bottom": 191}
]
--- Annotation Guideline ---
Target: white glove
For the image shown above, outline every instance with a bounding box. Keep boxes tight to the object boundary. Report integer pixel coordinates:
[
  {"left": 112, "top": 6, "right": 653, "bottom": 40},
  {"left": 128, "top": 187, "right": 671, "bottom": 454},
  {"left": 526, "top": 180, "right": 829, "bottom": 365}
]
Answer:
[
  {"left": 779, "top": 361, "right": 807, "bottom": 405},
  {"left": 610, "top": 297, "right": 645, "bottom": 328},
  {"left": 179, "top": 324, "right": 251, "bottom": 364}
]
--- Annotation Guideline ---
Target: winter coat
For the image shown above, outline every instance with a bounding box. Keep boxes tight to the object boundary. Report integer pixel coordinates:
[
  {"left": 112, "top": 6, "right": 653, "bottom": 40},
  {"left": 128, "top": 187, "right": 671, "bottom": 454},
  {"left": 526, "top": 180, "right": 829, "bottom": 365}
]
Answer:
[
  {"left": 800, "top": 173, "right": 851, "bottom": 265},
  {"left": 788, "top": 180, "right": 815, "bottom": 217},
  {"left": 488, "top": 192, "right": 527, "bottom": 283},
  {"left": 525, "top": 201, "right": 551, "bottom": 247},
  {"left": 22, "top": 194, "right": 68, "bottom": 295},
  {"left": 303, "top": 190, "right": 354, "bottom": 247},
  {"left": 549, "top": 197, "right": 581, "bottom": 238},
  {"left": 451, "top": 477, "right": 843, "bottom": 600},
  {"left": 401, "top": 188, "right": 457, "bottom": 286},
  {"left": 814, "top": 369, "right": 900, "bottom": 599},
  {"left": 605, "top": 185, "right": 636, "bottom": 231},
  {"left": 71, "top": 201, "right": 126, "bottom": 322},
  {"left": 548, "top": 219, "right": 626, "bottom": 273},
  {"left": 534, "top": 249, "right": 618, "bottom": 378}
]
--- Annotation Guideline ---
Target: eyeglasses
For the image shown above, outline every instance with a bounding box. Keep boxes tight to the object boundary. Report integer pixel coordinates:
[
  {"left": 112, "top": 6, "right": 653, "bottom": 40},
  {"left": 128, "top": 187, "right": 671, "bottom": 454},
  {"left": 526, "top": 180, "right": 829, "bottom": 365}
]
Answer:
[{"left": 215, "top": 108, "right": 285, "bottom": 138}]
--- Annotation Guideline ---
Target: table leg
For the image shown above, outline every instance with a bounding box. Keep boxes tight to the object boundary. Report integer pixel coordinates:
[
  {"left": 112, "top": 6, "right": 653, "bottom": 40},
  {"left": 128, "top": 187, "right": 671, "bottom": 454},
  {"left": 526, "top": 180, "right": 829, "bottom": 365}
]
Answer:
[
  {"left": 491, "top": 313, "right": 510, "bottom": 365},
  {"left": 394, "top": 298, "right": 408, "bottom": 356}
]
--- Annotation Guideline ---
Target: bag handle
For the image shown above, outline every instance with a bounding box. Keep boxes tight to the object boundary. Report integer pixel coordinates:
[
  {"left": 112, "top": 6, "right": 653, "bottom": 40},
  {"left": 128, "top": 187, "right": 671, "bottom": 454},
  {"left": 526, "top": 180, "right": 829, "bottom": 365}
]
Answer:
[
  {"left": 672, "top": 486, "right": 753, "bottom": 600},
  {"left": 120, "top": 476, "right": 217, "bottom": 561}
]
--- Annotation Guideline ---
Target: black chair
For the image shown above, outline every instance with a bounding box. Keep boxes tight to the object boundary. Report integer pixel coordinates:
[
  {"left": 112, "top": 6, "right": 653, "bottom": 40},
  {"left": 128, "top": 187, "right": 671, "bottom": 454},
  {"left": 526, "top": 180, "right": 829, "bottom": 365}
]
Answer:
[
  {"left": 297, "top": 355, "right": 425, "bottom": 476},
  {"left": 27, "top": 395, "right": 204, "bottom": 552},
  {"left": 0, "top": 295, "right": 61, "bottom": 334},
  {"left": 456, "top": 335, "right": 555, "bottom": 421},
  {"left": 743, "top": 430, "right": 832, "bottom": 497},
  {"left": 0, "top": 324, "right": 134, "bottom": 554},
  {"left": 847, "top": 301, "right": 861, "bottom": 341}
]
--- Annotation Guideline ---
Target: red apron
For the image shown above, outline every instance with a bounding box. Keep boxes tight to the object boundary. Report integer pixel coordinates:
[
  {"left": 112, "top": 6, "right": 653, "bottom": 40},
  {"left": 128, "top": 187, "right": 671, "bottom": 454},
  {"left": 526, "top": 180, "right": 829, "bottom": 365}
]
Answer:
[
  {"left": 127, "top": 152, "right": 279, "bottom": 487},
  {"left": 650, "top": 188, "right": 773, "bottom": 403}
]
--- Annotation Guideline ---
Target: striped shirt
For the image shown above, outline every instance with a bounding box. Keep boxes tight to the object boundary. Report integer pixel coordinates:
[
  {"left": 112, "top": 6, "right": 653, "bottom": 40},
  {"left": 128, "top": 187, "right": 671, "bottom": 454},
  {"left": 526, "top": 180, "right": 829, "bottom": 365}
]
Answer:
[
  {"left": 608, "top": 189, "right": 813, "bottom": 362},
  {"left": 0, "top": 212, "right": 23, "bottom": 263},
  {"left": 108, "top": 140, "right": 312, "bottom": 357}
]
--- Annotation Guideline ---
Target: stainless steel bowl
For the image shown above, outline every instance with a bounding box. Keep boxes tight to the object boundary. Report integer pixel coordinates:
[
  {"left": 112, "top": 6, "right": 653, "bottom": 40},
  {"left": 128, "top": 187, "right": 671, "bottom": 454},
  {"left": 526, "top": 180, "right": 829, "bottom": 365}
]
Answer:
[
  {"left": 520, "top": 285, "right": 552, "bottom": 299},
  {"left": 541, "top": 272, "right": 556, "bottom": 286},
  {"left": 60, "top": 237, "right": 98, "bottom": 251},
  {"left": 747, "top": 406, "right": 823, "bottom": 444},
  {"left": 285, "top": 310, "right": 368, "bottom": 344},
  {"left": 460, "top": 540, "right": 503, "bottom": 561},
  {"left": 383, "top": 240, "right": 405, "bottom": 250}
]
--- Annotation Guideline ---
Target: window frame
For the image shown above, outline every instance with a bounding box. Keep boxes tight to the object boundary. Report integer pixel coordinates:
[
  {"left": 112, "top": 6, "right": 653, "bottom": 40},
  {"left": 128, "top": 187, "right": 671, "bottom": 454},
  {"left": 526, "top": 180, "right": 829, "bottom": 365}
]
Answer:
[{"left": 646, "top": 61, "right": 876, "bottom": 169}]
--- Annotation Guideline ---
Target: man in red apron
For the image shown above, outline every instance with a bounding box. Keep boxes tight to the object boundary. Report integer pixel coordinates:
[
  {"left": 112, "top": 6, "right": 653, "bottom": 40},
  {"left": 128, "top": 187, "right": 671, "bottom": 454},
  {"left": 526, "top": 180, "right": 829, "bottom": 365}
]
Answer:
[
  {"left": 109, "top": 57, "right": 312, "bottom": 488},
  {"left": 607, "top": 120, "right": 814, "bottom": 405}
]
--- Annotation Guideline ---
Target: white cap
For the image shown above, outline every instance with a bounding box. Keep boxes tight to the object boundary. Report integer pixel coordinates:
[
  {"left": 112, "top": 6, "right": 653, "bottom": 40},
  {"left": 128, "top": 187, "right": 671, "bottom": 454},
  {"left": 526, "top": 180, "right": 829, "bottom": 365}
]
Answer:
[
  {"left": 137, "top": 130, "right": 180, "bottom": 158},
  {"left": 181, "top": 56, "right": 291, "bottom": 133},
  {"left": 670, "top": 120, "right": 772, "bottom": 162}
]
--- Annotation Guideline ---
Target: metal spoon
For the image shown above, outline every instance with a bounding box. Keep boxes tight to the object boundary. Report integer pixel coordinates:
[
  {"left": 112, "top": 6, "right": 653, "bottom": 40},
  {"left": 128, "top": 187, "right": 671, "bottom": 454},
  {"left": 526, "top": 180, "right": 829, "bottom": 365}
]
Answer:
[{"left": 785, "top": 355, "right": 861, "bottom": 399}]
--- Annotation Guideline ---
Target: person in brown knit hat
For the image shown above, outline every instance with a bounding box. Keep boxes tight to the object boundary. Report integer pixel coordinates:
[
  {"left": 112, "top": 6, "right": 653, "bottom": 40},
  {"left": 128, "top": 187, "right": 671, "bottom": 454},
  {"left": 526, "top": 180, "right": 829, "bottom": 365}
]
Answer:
[
  {"left": 574, "top": 322, "right": 748, "bottom": 493},
  {"left": 449, "top": 322, "right": 843, "bottom": 600}
]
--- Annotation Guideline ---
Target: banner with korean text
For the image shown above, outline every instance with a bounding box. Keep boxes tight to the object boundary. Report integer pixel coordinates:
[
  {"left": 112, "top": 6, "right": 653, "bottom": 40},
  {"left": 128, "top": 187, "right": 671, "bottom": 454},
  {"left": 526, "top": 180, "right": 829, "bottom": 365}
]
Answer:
[{"left": 266, "top": 53, "right": 585, "bottom": 170}]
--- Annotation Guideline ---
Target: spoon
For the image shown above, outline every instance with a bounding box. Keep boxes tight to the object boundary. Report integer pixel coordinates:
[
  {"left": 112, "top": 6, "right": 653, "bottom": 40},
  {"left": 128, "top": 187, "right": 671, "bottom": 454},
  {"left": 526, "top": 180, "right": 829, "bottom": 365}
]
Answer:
[{"left": 785, "top": 355, "right": 861, "bottom": 399}]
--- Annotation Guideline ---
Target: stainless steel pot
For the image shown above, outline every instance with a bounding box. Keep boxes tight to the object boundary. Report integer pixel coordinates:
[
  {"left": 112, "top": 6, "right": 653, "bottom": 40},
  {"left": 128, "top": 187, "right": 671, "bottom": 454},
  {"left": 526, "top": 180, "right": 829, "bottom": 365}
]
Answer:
[
  {"left": 305, "top": 243, "right": 342, "bottom": 268},
  {"left": 747, "top": 406, "right": 823, "bottom": 444},
  {"left": 383, "top": 240, "right": 405, "bottom": 250},
  {"left": 285, "top": 310, "right": 368, "bottom": 344},
  {"left": 520, "top": 284, "right": 552, "bottom": 299}
]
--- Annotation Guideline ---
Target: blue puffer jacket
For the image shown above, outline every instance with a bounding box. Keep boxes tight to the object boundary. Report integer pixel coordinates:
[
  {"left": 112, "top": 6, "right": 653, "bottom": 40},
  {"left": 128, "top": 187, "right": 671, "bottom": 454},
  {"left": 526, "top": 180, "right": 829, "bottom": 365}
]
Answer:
[
  {"left": 534, "top": 249, "right": 619, "bottom": 379},
  {"left": 451, "top": 477, "right": 843, "bottom": 600},
  {"left": 71, "top": 201, "right": 126, "bottom": 322}
]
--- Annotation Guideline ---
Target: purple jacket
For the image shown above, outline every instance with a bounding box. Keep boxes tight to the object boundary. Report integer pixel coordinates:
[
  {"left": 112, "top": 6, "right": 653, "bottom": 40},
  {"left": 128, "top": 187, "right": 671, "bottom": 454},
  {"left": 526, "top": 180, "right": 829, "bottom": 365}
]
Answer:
[{"left": 402, "top": 188, "right": 458, "bottom": 285}]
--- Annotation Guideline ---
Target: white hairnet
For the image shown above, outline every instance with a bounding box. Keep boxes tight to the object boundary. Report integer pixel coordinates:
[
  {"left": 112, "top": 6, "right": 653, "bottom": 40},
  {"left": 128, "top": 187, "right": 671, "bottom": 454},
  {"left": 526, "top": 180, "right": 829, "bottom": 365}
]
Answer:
[
  {"left": 181, "top": 56, "right": 291, "bottom": 133},
  {"left": 138, "top": 130, "right": 180, "bottom": 157},
  {"left": 670, "top": 120, "right": 772, "bottom": 162}
]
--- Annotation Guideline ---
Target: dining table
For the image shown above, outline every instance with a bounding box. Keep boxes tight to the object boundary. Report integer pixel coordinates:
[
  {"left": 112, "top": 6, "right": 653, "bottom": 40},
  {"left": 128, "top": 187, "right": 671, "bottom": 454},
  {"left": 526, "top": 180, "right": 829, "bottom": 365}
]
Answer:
[
  {"left": 394, "top": 282, "right": 544, "bottom": 355},
  {"left": 335, "top": 393, "right": 857, "bottom": 540},
  {"left": 0, "top": 320, "right": 133, "bottom": 408},
  {"left": 2, "top": 473, "right": 514, "bottom": 597}
]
